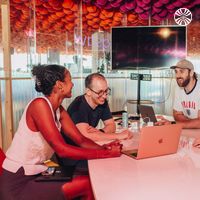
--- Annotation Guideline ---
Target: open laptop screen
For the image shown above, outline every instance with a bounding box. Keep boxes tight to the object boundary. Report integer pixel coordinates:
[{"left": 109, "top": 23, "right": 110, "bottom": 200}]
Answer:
[{"left": 138, "top": 105, "right": 157, "bottom": 123}]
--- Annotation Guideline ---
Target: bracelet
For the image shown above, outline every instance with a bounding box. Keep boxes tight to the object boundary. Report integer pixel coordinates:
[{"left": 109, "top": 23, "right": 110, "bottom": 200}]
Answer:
[{"left": 99, "top": 129, "right": 105, "bottom": 132}]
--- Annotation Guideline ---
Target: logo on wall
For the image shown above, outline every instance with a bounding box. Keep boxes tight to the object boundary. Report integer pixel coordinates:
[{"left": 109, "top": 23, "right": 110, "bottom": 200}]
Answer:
[{"left": 174, "top": 8, "right": 192, "bottom": 26}]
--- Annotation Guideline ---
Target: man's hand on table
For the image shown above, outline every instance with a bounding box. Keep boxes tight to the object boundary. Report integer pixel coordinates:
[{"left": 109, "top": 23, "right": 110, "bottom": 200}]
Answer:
[
  {"left": 117, "top": 129, "right": 133, "bottom": 140},
  {"left": 155, "top": 115, "right": 172, "bottom": 126}
]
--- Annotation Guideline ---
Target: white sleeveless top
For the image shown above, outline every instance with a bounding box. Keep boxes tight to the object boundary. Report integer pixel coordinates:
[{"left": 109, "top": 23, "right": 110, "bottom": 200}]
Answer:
[{"left": 3, "top": 97, "right": 61, "bottom": 175}]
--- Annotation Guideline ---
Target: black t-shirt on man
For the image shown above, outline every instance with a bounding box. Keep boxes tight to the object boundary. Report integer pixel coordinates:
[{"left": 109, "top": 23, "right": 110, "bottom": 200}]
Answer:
[{"left": 67, "top": 95, "right": 112, "bottom": 127}]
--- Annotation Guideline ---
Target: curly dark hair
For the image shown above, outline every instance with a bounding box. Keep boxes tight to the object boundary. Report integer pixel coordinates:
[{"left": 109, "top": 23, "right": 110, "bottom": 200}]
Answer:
[{"left": 31, "top": 64, "right": 67, "bottom": 95}]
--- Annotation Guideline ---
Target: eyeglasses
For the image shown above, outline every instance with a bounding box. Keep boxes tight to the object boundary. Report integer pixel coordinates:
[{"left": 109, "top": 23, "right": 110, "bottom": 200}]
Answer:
[{"left": 89, "top": 87, "right": 111, "bottom": 97}]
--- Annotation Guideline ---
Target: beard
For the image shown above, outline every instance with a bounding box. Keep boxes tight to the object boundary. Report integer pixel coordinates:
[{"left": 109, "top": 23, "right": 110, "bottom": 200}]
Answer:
[{"left": 176, "top": 77, "right": 190, "bottom": 87}]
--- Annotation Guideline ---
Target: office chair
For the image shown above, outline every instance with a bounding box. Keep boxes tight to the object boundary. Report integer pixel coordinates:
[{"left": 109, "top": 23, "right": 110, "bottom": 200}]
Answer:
[{"left": 0, "top": 147, "right": 6, "bottom": 175}]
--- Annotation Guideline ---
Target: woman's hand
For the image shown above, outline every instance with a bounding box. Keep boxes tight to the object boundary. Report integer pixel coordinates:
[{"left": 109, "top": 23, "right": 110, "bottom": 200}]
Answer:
[
  {"left": 101, "top": 140, "right": 122, "bottom": 157},
  {"left": 102, "top": 140, "right": 123, "bottom": 150},
  {"left": 108, "top": 144, "right": 122, "bottom": 157}
]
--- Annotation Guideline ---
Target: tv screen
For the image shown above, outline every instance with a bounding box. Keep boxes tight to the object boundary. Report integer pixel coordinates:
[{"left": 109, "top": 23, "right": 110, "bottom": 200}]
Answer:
[{"left": 112, "top": 26, "right": 186, "bottom": 70}]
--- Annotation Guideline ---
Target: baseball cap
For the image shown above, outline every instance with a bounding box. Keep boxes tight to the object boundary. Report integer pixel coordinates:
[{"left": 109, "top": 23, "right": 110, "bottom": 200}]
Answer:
[{"left": 170, "top": 59, "right": 194, "bottom": 70}]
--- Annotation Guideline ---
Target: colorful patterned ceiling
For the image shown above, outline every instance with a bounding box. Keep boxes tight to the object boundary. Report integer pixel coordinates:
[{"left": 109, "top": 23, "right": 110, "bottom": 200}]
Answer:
[{"left": 2, "top": 0, "right": 200, "bottom": 54}]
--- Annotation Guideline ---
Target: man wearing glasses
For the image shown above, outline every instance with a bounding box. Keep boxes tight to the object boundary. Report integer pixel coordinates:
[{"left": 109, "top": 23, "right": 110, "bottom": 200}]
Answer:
[{"left": 67, "top": 73, "right": 132, "bottom": 141}]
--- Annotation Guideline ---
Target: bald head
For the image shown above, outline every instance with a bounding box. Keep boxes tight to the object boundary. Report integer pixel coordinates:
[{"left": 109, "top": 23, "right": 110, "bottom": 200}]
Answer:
[{"left": 85, "top": 73, "right": 106, "bottom": 89}]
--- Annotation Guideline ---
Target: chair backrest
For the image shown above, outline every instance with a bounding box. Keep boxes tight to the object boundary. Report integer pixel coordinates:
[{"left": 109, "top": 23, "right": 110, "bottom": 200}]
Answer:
[{"left": 0, "top": 148, "right": 6, "bottom": 175}]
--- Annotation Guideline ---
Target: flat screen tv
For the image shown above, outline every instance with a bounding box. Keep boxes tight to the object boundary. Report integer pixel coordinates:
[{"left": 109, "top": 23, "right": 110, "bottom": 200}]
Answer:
[{"left": 112, "top": 26, "right": 186, "bottom": 70}]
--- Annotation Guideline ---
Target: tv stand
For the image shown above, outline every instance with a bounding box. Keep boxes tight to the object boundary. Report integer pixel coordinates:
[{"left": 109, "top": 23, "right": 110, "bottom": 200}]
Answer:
[
  {"left": 137, "top": 74, "right": 142, "bottom": 113},
  {"left": 129, "top": 73, "right": 153, "bottom": 114}
]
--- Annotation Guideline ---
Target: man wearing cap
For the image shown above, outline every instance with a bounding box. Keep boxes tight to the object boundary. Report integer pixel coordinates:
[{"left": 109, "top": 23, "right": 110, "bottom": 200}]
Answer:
[{"left": 170, "top": 59, "right": 200, "bottom": 128}]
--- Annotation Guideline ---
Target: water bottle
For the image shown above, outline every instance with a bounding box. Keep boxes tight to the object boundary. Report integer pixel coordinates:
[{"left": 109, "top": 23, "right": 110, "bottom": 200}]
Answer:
[
  {"left": 131, "top": 121, "right": 139, "bottom": 132},
  {"left": 122, "top": 112, "right": 128, "bottom": 128}
]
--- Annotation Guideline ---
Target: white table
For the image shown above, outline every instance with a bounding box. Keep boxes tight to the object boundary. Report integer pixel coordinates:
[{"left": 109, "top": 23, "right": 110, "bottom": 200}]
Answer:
[{"left": 89, "top": 129, "right": 200, "bottom": 200}]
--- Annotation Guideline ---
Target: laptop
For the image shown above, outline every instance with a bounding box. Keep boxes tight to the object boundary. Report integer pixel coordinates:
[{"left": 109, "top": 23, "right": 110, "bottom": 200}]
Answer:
[
  {"left": 138, "top": 105, "right": 157, "bottom": 123},
  {"left": 35, "top": 166, "right": 75, "bottom": 182},
  {"left": 123, "top": 124, "right": 182, "bottom": 159}
]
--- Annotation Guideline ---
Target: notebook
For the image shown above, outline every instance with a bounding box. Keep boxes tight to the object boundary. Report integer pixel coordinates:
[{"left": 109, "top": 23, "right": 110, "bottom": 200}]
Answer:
[
  {"left": 138, "top": 105, "right": 157, "bottom": 123},
  {"left": 35, "top": 166, "right": 75, "bottom": 182},
  {"left": 122, "top": 124, "right": 182, "bottom": 159}
]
